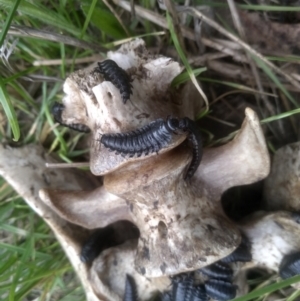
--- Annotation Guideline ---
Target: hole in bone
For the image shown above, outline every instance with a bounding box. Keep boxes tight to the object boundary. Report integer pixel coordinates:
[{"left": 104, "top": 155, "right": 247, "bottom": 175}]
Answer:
[
  {"left": 221, "top": 181, "right": 264, "bottom": 221},
  {"left": 158, "top": 221, "right": 168, "bottom": 238},
  {"left": 80, "top": 221, "right": 140, "bottom": 263},
  {"left": 107, "top": 91, "right": 112, "bottom": 98}
]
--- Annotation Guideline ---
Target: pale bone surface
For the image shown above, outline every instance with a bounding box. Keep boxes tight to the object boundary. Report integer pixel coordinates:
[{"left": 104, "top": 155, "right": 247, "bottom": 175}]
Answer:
[
  {"left": 240, "top": 211, "right": 300, "bottom": 272},
  {"left": 90, "top": 239, "right": 171, "bottom": 301},
  {"left": 192, "top": 107, "right": 270, "bottom": 200},
  {"left": 231, "top": 210, "right": 300, "bottom": 293},
  {"left": 264, "top": 142, "right": 300, "bottom": 211},
  {"left": 104, "top": 144, "right": 241, "bottom": 277},
  {"left": 39, "top": 108, "right": 269, "bottom": 299},
  {"left": 60, "top": 38, "right": 202, "bottom": 175}
]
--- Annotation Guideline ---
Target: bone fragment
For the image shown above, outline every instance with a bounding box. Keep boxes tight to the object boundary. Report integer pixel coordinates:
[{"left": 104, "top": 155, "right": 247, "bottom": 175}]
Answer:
[
  {"left": 264, "top": 141, "right": 300, "bottom": 211},
  {"left": 192, "top": 107, "right": 270, "bottom": 200},
  {"left": 40, "top": 186, "right": 132, "bottom": 229},
  {"left": 0, "top": 144, "right": 99, "bottom": 301}
]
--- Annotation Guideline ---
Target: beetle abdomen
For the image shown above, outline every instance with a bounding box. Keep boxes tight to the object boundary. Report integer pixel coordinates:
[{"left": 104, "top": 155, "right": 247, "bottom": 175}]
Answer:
[
  {"left": 205, "top": 279, "right": 236, "bottom": 301},
  {"left": 199, "top": 262, "right": 233, "bottom": 280},
  {"left": 123, "top": 274, "right": 138, "bottom": 301},
  {"left": 100, "top": 116, "right": 202, "bottom": 180}
]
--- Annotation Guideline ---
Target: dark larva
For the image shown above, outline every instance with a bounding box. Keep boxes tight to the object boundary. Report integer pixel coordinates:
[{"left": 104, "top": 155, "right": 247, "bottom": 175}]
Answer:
[
  {"left": 161, "top": 291, "right": 172, "bottom": 301},
  {"left": 221, "top": 234, "right": 252, "bottom": 263},
  {"left": 122, "top": 275, "right": 206, "bottom": 301},
  {"left": 173, "top": 279, "right": 194, "bottom": 301},
  {"left": 162, "top": 274, "right": 208, "bottom": 301},
  {"left": 192, "top": 285, "right": 207, "bottom": 301},
  {"left": 291, "top": 211, "right": 300, "bottom": 224},
  {"left": 205, "top": 279, "right": 237, "bottom": 301},
  {"left": 178, "top": 117, "right": 202, "bottom": 180},
  {"left": 101, "top": 116, "right": 202, "bottom": 180},
  {"left": 123, "top": 274, "right": 138, "bottom": 301},
  {"left": 52, "top": 102, "right": 91, "bottom": 133},
  {"left": 101, "top": 117, "right": 180, "bottom": 158},
  {"left": 95, "top": 59, "right": 133, "bottom": 104},
  {"left": 199, "top": 262, "right": 233, "bottom": 280},
  {"left": 279, "top": 251, "right": 300, "bottom": 279}
]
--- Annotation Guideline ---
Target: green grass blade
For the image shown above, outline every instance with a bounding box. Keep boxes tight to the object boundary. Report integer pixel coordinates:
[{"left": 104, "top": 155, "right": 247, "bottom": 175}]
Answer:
[
  {"left": 238, "top": 4, "right": 300, "bottom": 11},
  {"left": 0, "top": 0, "right": 22, "bottom": 47},
  {"left": 286, "top": 289, "right": 300, "bottom": 301},
  {"left": 261, "top": 108, "right": 300, "bottom": 123},
  {"left": 80, "top": 0, "right": 98, "bottom": 39},
  {"left": 9, "top": 235, "right": 33, "bottom": 301},
  {"left": 166, "top": 12, "right": 208, "bottom": 112},
  {"left": 198, "top": 77, "right": 275, "bottom": 96},
  {"left": 251, "top": 54, "right": 298, "bottom": 107},
  {"left": 103, "top": 31, "right": 165, "bottom": 48},
  {"left": 232, "top": 275, "right": 300, "bottom": 301},
  {"left": 3, "top": 66, "right": 38, "bottom": 84},
  {"left": 0, "top": 0, "right": 81, "bottom": 37},
  {"left": 0, "top": 0, "right": 21, "bottom": 141},
  {"left": 81, "top": 4, "right": 127, "bottom": 39},
  {"left": 172, "top": 68, "right": 207, "bottom": 87},
  {"left": 0, "top": 77, "right": 20, "bottom": 141}
]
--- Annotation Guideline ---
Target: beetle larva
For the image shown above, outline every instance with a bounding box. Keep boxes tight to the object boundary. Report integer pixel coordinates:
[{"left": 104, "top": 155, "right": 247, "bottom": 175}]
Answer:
[
  {"left": 279, "top": 251, "right": 300, "bottom": 279},
  {"left": 173, "top": 282, "right": 208, "bottom": 301},
  {"left": 199, "top": 262, "right": 233, "bottom": 280},
  {"left": 162, "top": 274, "right": 208, "bottom": 301},
  {"left": 172, "top": 278, "right": 194, "bottom": 301},
  {"left": 192, "top": 285, "right": 207, "bottom": 301},
  {"left": 178, "top": 117, "right": 202, "bottom": 180},
  {"left": 100, "top": 117, "right": 180, "bottom": 157},
  {"left": 100, "top": 116, "right": 202, "bottom": 180},
  {"left": 205, "top": 279, "right": 236, "bottom": 301},
  {"left": 52, "top": 102, "right": 91, "bottom": 133},
  {"left": 221, "top": 234, "right": 252, "bottom": 263},
  {"left": 123, "top": 274, "right": 138, "bottom": 301},
  {"left": 94, "top": 59, "right": 133, "bottom": 104}
]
